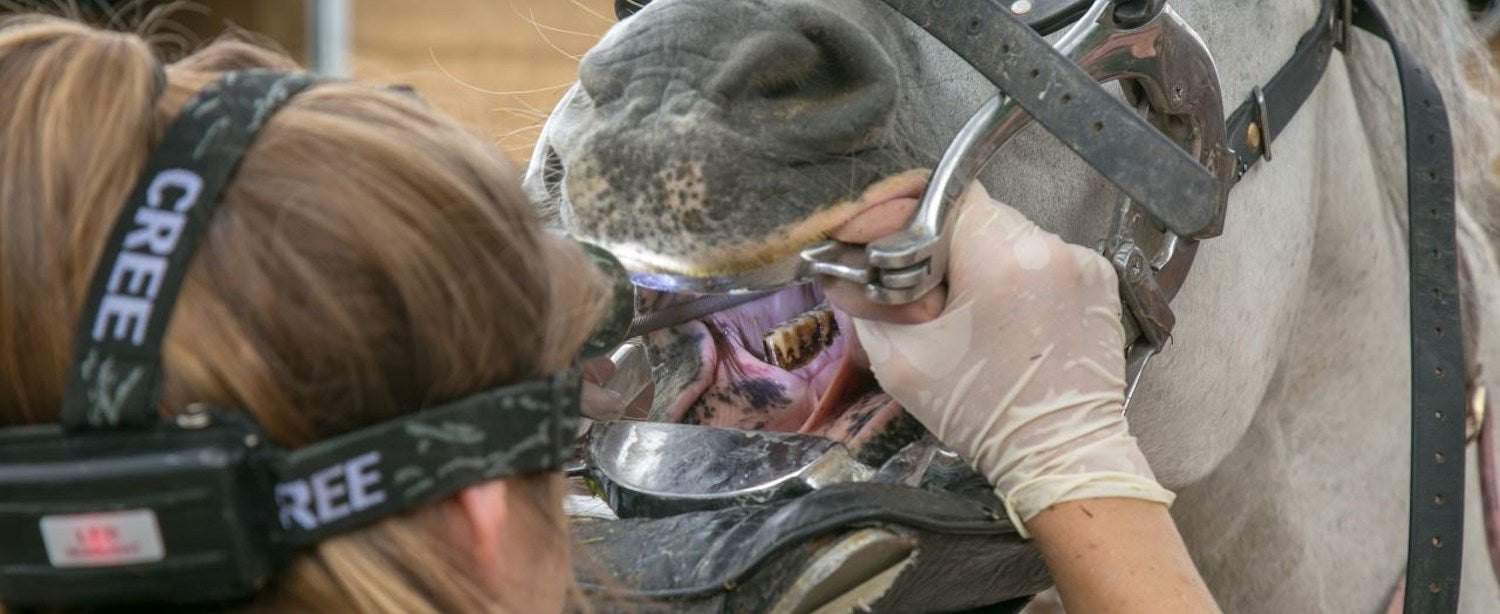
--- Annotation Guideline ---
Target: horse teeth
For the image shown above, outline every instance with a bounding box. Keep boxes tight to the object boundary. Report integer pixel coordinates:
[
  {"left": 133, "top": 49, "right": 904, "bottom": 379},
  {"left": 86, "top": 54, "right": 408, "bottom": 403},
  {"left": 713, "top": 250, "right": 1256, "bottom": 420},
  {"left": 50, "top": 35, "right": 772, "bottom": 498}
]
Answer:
[{"left": 763, "top": 307, "right": 838, "bottom": 371}]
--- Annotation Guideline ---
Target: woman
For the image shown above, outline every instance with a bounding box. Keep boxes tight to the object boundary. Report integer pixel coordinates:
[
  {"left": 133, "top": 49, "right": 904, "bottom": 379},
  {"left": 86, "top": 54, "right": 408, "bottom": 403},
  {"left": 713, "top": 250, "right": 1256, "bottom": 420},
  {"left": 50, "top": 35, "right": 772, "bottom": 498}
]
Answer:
[{"left": 0, "top": 17, "right": 603, "bottom": 612}]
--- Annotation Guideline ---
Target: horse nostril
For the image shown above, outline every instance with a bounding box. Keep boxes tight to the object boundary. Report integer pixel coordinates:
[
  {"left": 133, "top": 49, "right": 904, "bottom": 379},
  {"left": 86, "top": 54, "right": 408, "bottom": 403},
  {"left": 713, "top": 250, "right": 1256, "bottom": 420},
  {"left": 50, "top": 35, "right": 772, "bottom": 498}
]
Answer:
[
  {"left": 577, "top": 3, "right": 895, "bottom": 154},
  {"left": 711, "top": 27, "right": 874, "bottom": 106},
  {"left": 708, "top": 31, "right": 820, "bottom": 101},
  {"left": 706, "top": 19, "right": 893, "bottom": 152}
]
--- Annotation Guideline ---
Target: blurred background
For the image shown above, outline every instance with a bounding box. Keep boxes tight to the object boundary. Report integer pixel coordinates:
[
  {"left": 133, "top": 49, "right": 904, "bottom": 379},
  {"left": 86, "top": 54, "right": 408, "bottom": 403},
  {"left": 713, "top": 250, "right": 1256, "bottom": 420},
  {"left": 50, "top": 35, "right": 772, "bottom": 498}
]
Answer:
[
  {"left": 2, "top": 1, "right": 1496, "bottom": 172},
  {"left": 1, "top": 0, "right": 614, "bottom": 162}
]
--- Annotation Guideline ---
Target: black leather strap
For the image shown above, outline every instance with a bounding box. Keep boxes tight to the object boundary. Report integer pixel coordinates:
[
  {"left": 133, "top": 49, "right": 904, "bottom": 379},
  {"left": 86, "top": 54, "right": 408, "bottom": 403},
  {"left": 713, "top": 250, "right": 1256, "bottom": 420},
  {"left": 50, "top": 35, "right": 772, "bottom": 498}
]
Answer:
[
  {"left": 878, "top": 0, "right": 1221, "bottom": 238},
  {"left": 1225, "top": 1, "right": 1338, "bottom": 177},
  {"left": 576, "top": 483, "right": 1038, "bottom": 601},
  {"left": 1225, "top": 1, "right": 1466, "bottom": 609},
  {"left": 1350, "top": 3, "right": 1467, "bottom": 610}
]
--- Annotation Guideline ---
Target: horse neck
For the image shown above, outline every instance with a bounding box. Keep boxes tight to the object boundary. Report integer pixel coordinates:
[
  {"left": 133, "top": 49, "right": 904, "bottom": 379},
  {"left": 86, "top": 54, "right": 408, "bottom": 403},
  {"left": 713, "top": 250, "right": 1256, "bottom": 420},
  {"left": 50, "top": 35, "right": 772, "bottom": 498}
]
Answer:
[{"left": 1162, "top": 2, "right": 1500, "bottom": 610}]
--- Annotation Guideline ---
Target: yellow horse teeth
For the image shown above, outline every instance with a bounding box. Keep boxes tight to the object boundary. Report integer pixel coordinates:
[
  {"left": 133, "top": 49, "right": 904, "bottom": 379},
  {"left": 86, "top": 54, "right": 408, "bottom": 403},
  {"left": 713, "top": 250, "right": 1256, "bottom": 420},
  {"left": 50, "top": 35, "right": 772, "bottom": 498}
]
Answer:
[{"left": 763, "top": 308, "right": 838, "bottom": 371}]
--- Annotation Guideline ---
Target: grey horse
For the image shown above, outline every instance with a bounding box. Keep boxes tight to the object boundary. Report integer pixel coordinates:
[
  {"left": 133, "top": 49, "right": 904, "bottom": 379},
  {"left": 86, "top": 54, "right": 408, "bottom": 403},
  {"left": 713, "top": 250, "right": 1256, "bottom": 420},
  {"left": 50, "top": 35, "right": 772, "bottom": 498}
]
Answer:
[{"left": 525, "top": 0, "right": 1500, "bottom": 610}]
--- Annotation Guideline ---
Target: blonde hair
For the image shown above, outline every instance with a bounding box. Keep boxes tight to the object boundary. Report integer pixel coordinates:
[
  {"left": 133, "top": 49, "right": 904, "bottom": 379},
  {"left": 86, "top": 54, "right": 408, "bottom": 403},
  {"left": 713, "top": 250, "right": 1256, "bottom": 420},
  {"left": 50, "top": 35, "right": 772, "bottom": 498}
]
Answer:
[{"left": 0, "top": 16, "right": 604, "bottom": 613}]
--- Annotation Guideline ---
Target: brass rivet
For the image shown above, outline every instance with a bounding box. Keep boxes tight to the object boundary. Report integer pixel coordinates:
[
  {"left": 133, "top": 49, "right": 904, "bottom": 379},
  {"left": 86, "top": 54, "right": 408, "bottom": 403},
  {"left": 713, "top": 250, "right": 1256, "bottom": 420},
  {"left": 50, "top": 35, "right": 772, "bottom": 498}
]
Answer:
[
  {"left": 1247, "top": 123, "right": 1263, "bottom": 154},
  {"left": 1467, "top": 385, "right": 1487, "bottom": 443}
]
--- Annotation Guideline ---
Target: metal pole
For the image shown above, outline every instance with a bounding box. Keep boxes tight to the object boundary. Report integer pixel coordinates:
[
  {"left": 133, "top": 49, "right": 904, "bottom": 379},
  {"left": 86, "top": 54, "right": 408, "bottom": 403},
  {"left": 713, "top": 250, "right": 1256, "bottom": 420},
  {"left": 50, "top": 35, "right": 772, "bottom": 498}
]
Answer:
[{"left": 307, "top": 0, "right": 351, "bottom": 77}]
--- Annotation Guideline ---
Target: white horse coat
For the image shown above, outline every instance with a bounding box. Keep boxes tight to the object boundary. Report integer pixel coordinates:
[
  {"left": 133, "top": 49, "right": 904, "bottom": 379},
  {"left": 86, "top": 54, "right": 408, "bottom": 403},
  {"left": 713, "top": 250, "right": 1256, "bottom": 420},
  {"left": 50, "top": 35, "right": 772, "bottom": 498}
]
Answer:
[{"left": 526, "top": 1, "right": 1500, "bottom": 610}]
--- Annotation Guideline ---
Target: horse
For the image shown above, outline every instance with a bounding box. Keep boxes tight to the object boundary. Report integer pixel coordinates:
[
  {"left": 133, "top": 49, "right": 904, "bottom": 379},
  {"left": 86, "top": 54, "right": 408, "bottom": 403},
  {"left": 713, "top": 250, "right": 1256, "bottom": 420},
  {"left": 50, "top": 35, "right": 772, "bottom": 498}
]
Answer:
[{"left": 523, "top": 0, "right": 1500, "bottom": 610}]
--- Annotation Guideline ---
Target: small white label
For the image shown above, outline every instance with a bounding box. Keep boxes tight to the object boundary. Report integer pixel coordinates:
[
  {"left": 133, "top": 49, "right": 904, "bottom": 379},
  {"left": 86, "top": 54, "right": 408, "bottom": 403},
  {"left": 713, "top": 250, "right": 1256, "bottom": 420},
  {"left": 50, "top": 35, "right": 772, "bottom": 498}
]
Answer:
[{"left": 40, "top": 509, "right": 165, "bottom": 568}]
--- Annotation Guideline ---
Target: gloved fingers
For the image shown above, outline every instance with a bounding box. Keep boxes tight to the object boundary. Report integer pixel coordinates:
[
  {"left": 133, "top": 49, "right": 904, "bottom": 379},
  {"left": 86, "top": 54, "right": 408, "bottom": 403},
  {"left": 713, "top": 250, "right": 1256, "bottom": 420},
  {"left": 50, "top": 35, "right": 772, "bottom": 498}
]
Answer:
[
  {"left": 818, "top": 181, "right": 1001, "bottom": 325},
  {"left": 817, "top": 276, "right": 947, "bottom": 324},
  {"left": 943, "top": 185, "right": 1115, "bottom": 308},
  {"left": 849, "top": 298, "right": 993, "bottom": 418},
  {"left": 820, "top": 182, "right": 939, "bottom": 324}
]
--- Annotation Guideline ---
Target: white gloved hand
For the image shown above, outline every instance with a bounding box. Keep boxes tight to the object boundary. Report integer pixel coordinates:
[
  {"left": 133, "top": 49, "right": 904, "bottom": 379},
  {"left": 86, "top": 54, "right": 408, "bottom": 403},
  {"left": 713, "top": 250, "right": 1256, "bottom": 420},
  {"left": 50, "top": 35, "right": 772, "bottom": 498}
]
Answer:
[{"left": 843, "top": 182, "right": 1174, "bottom": 536}]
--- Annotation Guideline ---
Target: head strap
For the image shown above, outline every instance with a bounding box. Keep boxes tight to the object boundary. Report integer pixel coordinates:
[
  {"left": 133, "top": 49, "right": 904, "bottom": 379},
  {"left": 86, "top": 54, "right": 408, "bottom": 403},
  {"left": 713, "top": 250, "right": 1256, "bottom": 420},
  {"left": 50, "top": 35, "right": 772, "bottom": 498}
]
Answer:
[
  {"left": 61, "top": 70, "right": 318, "bottom": 431},
  {"left": 269, "top": 369, "right": 581, "bottom": 547}
]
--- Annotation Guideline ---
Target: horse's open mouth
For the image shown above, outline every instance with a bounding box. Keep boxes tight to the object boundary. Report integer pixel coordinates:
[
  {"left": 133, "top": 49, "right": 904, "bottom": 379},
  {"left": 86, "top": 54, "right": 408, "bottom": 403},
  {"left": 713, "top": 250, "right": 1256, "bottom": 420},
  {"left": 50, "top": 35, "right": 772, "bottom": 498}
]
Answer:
[
  {"left": 645, "top": 283, "right": 918, "bottom": 461},
  {"left": 637, "top": 172, "right": 931, "bottom": 464}
]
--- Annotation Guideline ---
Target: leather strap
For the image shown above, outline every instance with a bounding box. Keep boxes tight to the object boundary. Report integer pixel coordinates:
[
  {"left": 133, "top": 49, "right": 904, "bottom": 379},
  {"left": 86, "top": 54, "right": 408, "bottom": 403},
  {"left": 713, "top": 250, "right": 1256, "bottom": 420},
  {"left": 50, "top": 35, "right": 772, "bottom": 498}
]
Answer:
[
  {"left": 1225, "top": 1, "right": 1338, "bottom": 177},
  {"left": 576, "top": 482, "right": 1030, "bottom": 600},
  {"left": 878, "top": 0, "right": 1221, "bottom": 238},
  {"left": 1353, "top": 3, "right": 1467, "bottom": 609},
  {"left": 1225, "top": 1, "right": 1466, "bottom": 609},
  {"left": 606, "top": 1, "right": 1467, "bottom": 609}
]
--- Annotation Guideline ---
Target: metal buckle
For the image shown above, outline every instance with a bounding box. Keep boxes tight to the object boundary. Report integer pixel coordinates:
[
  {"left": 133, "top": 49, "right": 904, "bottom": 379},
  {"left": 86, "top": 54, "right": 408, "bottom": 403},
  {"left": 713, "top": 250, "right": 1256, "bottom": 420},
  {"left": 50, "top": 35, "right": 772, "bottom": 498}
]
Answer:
[
  {"left": 800, "top": 0, "right": 1232, "bottom": 306},
  {"left": 1252, "top": 85, "right": 1273, "bottom": 162},
  {"left": 1333, "top": 0, "right": 1353, "bottom": 51}
]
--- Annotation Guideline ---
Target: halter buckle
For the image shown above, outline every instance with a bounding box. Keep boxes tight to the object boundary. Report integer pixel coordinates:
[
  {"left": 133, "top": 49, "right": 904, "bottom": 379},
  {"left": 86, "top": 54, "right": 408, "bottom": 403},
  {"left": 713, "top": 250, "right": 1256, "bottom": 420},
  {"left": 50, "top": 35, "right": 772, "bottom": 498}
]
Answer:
[
  {"left": 1251, "top": 85, "right": 1273, "bottom": 162},
  {"left": 1333, "top": 0, "right": 1353, "bottom": 51},
  {"left": 802, "top": 0, "right": 1233, "bottom": 305}
]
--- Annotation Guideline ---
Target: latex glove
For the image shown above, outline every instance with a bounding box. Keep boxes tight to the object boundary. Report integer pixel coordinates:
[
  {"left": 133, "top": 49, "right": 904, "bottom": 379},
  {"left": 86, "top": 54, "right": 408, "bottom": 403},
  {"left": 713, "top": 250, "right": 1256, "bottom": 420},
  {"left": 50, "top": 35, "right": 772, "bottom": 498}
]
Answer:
[{"left": 833, "top": 182, "right": 1174, "bottom": 536}]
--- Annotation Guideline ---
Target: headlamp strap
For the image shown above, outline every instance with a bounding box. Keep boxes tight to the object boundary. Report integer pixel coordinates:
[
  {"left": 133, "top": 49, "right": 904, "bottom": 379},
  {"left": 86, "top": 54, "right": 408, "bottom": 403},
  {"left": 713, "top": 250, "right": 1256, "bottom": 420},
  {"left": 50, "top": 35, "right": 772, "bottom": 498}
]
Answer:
[
  {"left": 61, "top": 70, "right": 320, "bottom": 431},
  {"left": 268, "top": 369, "right": 583, "bottom": 547}
]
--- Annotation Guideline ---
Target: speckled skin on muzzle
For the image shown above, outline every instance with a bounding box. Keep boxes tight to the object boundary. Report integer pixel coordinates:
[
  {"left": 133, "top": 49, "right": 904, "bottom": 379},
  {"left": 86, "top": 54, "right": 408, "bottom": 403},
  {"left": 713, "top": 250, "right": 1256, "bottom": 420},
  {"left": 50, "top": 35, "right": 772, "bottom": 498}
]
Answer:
[{"left": 551, "top": 0, "right": 905, "bottom": 276}]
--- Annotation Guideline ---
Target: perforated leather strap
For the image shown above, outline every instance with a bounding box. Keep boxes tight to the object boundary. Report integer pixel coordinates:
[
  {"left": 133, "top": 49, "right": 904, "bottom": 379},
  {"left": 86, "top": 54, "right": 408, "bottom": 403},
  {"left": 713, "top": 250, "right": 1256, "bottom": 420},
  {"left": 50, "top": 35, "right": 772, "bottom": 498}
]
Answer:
[
  {"left": 1225, "top": 1, "right": 1338, "bottom": 177},
  {"left": 881, "top": 0, "right": 1463, "bottom": 609},
  {"left": 1351, "top": 3, "right": 1467, "bottom": 609},
  {"left": 878, "top": 0, "right": 1221, "bottom": 238},
  {"left": 1224, "top": 1, "right": 1466, "bottom": 608}
]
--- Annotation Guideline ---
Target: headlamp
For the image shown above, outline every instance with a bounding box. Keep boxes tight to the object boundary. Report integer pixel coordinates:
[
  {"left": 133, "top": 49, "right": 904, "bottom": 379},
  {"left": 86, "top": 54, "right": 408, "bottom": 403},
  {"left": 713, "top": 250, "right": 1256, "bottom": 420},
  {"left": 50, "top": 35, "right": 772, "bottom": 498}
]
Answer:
[{"left": 0, "top": 70, "right": 582, "bottom": 608}]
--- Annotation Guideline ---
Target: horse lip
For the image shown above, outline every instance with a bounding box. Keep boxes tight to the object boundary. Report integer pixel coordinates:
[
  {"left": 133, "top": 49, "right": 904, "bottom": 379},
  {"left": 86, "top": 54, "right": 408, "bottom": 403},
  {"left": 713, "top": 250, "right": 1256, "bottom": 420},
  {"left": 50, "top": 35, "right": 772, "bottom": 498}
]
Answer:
[
  {"left": 608, "top": 168, "right": 934, "bottom": 286},
  {"left": 653, "top": 284, "right": 896, "bottom": 439}
]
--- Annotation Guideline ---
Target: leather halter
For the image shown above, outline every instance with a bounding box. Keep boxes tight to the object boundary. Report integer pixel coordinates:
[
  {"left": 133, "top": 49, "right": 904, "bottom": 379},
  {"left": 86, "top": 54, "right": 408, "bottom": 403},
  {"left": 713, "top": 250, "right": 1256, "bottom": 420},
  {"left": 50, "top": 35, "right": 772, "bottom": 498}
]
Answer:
[
  {"left": 876, "top": 0, "right": 1465, "bottom": 610},
  {"left": 603, "top": 0, "right": 1467, "bottom": 610},
  {"left": 1237, "top": 3, "right": 1467, "bottom": 608}
]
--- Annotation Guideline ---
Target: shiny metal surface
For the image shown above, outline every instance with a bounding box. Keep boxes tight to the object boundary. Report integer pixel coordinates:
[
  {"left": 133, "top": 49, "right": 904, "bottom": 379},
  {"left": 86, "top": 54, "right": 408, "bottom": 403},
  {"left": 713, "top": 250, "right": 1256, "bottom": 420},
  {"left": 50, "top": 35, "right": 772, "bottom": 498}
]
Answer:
[
  {"left": 1252, "top": 85, "right": 1273, "bottom": 161},
  {"left": 625, "top": 290, "right": 777, "bottom": 338},
  {"left": 602, "top": 340, "right": 653, "bottom": 417},
  {"left": 586, "top": 422, "right": 1005, "bottom": 519},
  {"left": 587, "top": 421, "right": 876, "bottom": 518},
  {"left": 626, "top": 255, "right": 806, "bottom": 294},
  {"left": 802, "top": 1, "right": 1233, "bottom": 305}
]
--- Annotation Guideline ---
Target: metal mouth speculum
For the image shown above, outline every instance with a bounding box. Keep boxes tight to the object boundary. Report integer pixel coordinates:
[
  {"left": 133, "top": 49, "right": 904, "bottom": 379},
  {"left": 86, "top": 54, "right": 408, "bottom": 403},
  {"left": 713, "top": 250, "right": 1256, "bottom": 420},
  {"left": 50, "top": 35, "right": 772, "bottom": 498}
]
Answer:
[
  {"left": 618, "top": 0, "right": 1232, "bottom": 402},
  {"left": 565, "top": 0, "right": 1231, "bottom": 554},
  {"left": 804, "top": 0, "right": 1231, "bottom": 308},
  {"left": 585, "top": 421, "right": 997, "bottom": 519},
  {"left": 808, "top": 1, "right": 1234, "bottom": 406}
]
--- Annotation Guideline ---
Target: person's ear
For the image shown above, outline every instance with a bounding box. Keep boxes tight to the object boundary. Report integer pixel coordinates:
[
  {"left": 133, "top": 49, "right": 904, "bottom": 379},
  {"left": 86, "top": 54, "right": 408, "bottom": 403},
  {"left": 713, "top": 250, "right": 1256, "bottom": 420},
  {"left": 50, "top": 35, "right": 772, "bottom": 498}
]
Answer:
[{"left": 455, "top": 481, "right": 511, "bottom": 577}]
